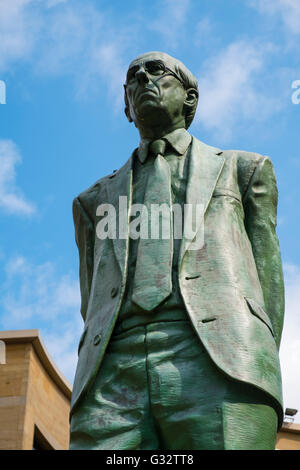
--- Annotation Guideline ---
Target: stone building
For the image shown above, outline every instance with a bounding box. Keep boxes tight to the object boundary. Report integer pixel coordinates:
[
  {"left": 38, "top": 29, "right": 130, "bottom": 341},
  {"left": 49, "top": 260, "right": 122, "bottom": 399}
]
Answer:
[{"left": 0, "top": 330, "right": 71, "bottom": 450}]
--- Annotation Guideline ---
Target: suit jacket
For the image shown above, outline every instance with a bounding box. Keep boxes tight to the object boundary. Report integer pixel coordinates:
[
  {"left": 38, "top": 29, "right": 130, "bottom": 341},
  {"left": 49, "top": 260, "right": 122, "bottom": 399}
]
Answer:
[{"left": 71, "top": 136, "right": 285, "bottom": 426}]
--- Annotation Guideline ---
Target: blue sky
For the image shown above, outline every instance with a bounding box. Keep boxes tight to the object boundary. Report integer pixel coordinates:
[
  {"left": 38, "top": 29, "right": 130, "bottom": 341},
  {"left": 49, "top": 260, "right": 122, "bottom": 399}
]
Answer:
[{"left": 0, "top": 0, "right": 300, "bottom": 423}]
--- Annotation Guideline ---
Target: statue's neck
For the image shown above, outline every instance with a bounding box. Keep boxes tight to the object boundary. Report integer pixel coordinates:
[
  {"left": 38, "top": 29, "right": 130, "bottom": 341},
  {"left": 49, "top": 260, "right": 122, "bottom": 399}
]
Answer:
[{"left": 137, "top": 119, "right": 186, "bottom": 141}]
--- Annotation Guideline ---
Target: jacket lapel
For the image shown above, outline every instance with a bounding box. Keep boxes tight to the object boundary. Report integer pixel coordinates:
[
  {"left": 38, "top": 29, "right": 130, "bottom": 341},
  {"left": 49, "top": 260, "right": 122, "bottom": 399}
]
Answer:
[
  {"left": 106, "top": 153, "right": 134, "bottom": 275},
  {"left": 179, "top": 137, "right": 225, "bottom": 267},
  {"left": 105, "top": 139, "right": 224, "bottom": 275}
]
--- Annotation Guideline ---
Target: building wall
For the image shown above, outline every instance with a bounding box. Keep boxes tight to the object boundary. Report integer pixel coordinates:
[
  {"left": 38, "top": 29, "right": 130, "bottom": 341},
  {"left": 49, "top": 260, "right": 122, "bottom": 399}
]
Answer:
[
  {"left": 276, "top": 423, "right": 300, "bottom": 450},
  {"left": 0, "top": 337, "right": 71, "bottom": 450},
  {"left": 0, "top": 343, "right": 30, "bottom": 450},
  {"left": 22, "top": 346, "right": 70, "bottom": 449}
]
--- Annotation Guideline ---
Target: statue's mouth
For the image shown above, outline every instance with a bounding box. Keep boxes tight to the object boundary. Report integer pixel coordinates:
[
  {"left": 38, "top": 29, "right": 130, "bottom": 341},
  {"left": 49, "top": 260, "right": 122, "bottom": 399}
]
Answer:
[{"left": 136, "top": 88, "right": 157, "bottom": 103}]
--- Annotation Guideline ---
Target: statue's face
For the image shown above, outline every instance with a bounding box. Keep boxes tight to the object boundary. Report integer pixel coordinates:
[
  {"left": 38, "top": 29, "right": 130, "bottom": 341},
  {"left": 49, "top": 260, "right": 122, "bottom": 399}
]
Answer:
[{"left": 124, "top": 52, "right": 187, "bottom": 129}]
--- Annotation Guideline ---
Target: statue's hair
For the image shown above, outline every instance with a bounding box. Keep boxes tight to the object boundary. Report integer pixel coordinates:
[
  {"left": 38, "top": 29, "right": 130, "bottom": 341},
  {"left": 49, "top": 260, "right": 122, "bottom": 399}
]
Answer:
[
  {"left": 172, "top": 60, "right": 198, "bottom": 129},
  {"left": 124, "top": 52, "right": 198, "bottom": 129}
]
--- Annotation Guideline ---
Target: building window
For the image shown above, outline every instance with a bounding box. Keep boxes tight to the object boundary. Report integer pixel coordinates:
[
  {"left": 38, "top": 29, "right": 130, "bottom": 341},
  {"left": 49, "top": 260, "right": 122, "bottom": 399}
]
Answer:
[{"left": 32, "top": 425, "right": 54, "bottom": 450}]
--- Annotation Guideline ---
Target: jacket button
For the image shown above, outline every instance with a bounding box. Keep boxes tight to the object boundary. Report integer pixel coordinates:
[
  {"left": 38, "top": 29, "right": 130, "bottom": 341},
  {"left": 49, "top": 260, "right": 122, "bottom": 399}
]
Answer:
[
  {"left": 93, "top": 334, "right": 101, "bottom": 346},
  {"left": 111, "top": 287, "right": 118, "bottom": 298}
]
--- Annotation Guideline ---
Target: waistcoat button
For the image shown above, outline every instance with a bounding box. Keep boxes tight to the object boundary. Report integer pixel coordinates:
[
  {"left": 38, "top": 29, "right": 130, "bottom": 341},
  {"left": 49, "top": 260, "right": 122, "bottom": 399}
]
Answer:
[
  {"left": 111, "top": 287, "right": 118, "bottom": 298},
  {"left": 93, "top": 334, "right": 101, "bottom": 346}
]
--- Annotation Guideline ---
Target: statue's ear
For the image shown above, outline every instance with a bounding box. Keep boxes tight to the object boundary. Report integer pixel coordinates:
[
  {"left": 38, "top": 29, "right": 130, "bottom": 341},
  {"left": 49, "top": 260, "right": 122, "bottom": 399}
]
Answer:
[
  {"left": 124, "top": 85, "right": 133, "bottom": 123},
  {"left": 184, "top": 88, "right": 198, "bottom": 109}
]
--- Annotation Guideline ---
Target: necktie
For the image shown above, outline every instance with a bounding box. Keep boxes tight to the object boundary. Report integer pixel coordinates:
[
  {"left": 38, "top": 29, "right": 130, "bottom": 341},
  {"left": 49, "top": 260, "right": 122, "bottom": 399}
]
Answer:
[{"left": 132, "top": 139, "right": 173, "bottom": 311}]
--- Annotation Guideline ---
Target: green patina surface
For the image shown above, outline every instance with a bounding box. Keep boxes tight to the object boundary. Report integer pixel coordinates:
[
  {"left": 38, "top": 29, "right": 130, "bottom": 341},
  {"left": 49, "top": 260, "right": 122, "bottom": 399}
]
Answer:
[{"left": 70, "top": 52, "right": 284, "bottom": 450}]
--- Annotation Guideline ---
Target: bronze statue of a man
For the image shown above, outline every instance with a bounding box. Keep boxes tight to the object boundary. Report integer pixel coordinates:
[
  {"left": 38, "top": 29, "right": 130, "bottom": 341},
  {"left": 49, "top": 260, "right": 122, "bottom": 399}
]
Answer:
[{"left": 69, "top": 52, "right": 284, "bottom": 450}]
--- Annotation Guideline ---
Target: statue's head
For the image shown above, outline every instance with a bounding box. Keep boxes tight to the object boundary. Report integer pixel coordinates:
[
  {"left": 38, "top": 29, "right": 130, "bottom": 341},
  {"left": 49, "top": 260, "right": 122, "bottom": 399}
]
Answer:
[{"left": 124, "top": 51, "right": 198, "bottom": 133}]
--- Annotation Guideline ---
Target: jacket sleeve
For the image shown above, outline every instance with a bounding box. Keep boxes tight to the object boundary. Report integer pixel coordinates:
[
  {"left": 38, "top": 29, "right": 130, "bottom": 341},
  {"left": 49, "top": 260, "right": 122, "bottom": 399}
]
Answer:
[
  {"left": 73, "top": 196, "right": 94, "bottom": 322},
  {"left": 243, "top": 156, "right": 284, "bottom": 348}
]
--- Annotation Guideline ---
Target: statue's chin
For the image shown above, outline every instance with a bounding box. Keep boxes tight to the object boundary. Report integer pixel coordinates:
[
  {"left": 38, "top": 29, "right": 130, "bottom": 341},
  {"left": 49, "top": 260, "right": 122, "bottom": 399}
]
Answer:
[{"left": 134, "top": 101, "right": 165, "bottom": 124}]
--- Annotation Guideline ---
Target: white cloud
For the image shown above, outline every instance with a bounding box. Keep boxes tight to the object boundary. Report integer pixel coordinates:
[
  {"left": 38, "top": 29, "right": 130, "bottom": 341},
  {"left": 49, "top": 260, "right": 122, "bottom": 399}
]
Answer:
[
  {"left": 150, "top": 0, "right": 191, "bottom": 47},
  {"left": 279, "top": 263, "right": 300, "bottom": 423},
  {"left": 46, "top": 0, "right": 69, "bottom": 7},
  {"left": 0, "top": 140, "right": 35, "bottom": 216},
  {"left": 249, "top": 0, "right": 300, "bottom": 35},
  {"left": 35, "top": 3, "right": 104, "bottom": 77},
  {"left": 195, "top": 41, "right": 282, "bottom": 141},
  {"left": 3, "top": 256, "right": 80, "bottom": 322},
  {"left": 43, "top": 328, "right": 80, "bottom": 382},
  {"left": 1, "top": 255, "right": 82, "bottom": 382},
  {"left": 0, "top": 0, "right": 101, "bottom": 76},
  {"left": 0, "top": 0, "right": 41, "bottom": 73},
  {"left": 194, "top": 18, "right": 213, "bottom": 46},
  {"left": 0, "top": 0, "right": 129, "bottom": 109},
  {"left": 86, "top": 41, "right": 128, "bottom": 110}
]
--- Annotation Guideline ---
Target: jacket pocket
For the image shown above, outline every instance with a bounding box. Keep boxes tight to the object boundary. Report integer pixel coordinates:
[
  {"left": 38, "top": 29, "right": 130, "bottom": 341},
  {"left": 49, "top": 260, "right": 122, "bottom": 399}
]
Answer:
[
  {"left": 212, "top": 188, "right": 242, "bottom": 203},
  {"left": 244, "top": 297, "right": 274, "bottom": 337}
]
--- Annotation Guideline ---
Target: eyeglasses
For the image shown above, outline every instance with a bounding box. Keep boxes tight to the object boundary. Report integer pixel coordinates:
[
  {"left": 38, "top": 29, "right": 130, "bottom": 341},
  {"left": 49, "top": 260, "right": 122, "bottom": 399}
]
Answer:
[{"left": 125, "top": 60, "right": 185, "bottom": 87}]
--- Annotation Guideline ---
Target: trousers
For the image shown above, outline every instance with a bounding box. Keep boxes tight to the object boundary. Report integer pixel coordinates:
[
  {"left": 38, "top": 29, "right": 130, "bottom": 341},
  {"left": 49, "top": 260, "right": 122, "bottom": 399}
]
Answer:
[{"left": 69, "top": 319, "right": 277, "bottom": 450}]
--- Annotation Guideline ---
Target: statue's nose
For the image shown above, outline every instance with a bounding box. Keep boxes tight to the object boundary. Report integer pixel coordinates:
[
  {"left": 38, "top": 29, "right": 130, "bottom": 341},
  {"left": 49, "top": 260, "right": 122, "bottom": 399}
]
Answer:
[{"left": 136, "top": 68, "right": 149, "bottom": 85}]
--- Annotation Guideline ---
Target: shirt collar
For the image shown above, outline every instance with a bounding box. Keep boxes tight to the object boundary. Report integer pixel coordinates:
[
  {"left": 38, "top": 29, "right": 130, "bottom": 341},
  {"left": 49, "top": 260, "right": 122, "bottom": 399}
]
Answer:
[{"left": 137, "top": 128, "right": 192, "bottom": 163}]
